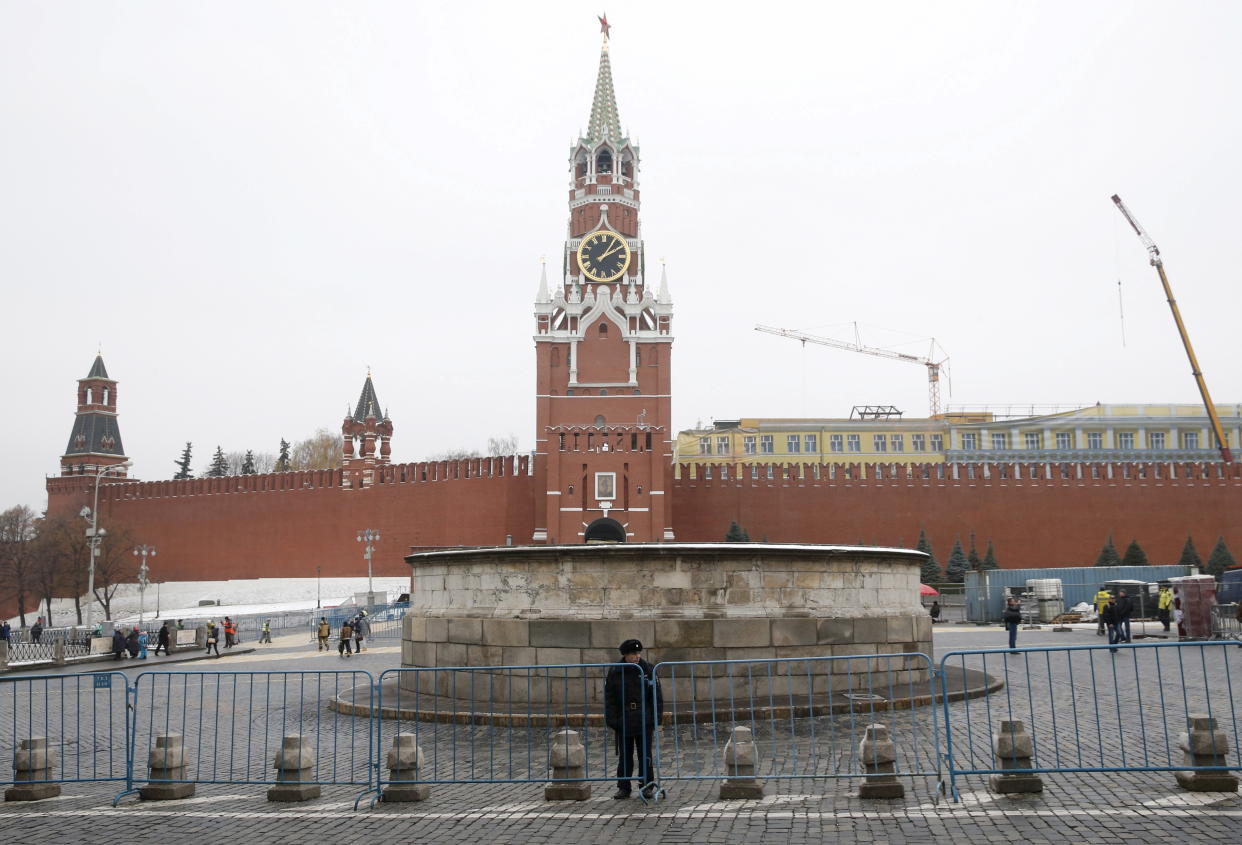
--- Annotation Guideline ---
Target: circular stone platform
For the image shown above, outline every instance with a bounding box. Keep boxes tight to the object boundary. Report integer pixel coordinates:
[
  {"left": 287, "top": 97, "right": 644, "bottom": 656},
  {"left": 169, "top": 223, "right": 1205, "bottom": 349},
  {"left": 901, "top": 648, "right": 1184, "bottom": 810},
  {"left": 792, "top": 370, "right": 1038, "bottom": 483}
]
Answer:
[{"left": 398, "top": 543, "right": 936, "bottom": 707}]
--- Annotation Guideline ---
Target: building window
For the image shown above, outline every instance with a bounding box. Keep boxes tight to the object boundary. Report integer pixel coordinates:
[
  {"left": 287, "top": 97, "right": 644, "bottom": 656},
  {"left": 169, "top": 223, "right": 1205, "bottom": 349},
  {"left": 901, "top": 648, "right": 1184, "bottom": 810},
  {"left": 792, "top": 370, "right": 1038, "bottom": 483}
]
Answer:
[
  {"left": 743, "top": 436, "right": 756, "bottom": 455},
  {"left": 889, "top": 434, "right": 904, "bottom": 452},
  {"left": 760, "top": 435, "right": 774, "bottom": 454},
  {"left": 599, "top": 322, "right": 608, "bottom": 336},
  {"left": 786, "top": 435, "right": 801, "bottom": 453},
  {"left": 1056, "top": 432, "right": 1072, "bottom": 450},
  {"left": 929, "top": 434, "right": 943, "bottom": 451},
  {"left": 1024, "top": 432, "right": 1042, "bottom": 450},
  {"left": 595, "top": 472, "right": 616, "bottom": 500},
  {"left": 991, "top": 433, "right": 1007, "bottom": 450},
  {"left": 1183, "top": 432, "right": 1199, "bottom": 449},
  {"left": 1117, "top": 432, "right": 1134, "bottom": 449},
  {"left": 1087, "top": 432, "right": 1103, "bottom": 449},
  {"left": 960, "top": 433, "right": 978, "bottom": 450},
  {"left": 845, "top": 434, "right": 860, "bottom": 452},
  {"left": 912, "top": 434, "right": 925, "bottom": 452},
  {"left": 830, "top": 434, "right": 844, "bottom": 452},
  {"left": 1149, "top": 432, "right": 1166, "bottom": 450},
  {"left": 873, "top": 435, "right": 887, "bottom": 452},
  {"left": 804, "top": 434, "right": 817, "bottom": 453},
  {"left": 716, "top": 436, "right": 730, "bottom": 455},
  {"left": 699, "top": 438, "right": 712, "bottom": 455}
]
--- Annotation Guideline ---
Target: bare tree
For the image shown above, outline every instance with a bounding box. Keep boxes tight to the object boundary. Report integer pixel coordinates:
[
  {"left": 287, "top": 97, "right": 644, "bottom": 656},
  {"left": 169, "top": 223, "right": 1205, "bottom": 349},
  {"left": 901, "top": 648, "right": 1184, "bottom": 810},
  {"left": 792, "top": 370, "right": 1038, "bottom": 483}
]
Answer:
[
  {"left": 33, "top": 513, "right": 90, "bottom": 625},
  {"left": 250, "top": 452, "right": 277, "bottom": 474},
  {"left": 0, "top": 505, "right": 38, "bottom": 627},
  {"left": 92, "top": 522, "right": 138, "bottom": 620},
  {"left": 427, "top": 448, "right": 482, "bottom": 460},
  {"left": 487, "top": 434, "right": 521, "bottom": 456},
  {"left": 291, "top": 429, "right": 343, "bottom": 470}
]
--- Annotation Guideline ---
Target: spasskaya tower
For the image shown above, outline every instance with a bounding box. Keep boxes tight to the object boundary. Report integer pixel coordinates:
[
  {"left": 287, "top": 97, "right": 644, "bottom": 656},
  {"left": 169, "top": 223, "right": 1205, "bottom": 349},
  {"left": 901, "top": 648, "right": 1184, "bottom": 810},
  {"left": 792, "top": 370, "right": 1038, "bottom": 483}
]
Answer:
[{"left": 532, "top": 16, "right": 674, "bottom": 544}]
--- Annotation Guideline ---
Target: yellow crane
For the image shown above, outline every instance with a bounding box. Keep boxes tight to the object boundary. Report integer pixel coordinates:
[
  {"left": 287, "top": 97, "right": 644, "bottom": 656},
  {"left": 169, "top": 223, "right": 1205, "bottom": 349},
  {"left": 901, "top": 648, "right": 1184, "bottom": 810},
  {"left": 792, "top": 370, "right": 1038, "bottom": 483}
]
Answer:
[
  {"left": 1111, "top": 194, "right": 1233, "bottom": 463},
  {"left": 755, "top": 324, "right": 949, "bottom": 416}
]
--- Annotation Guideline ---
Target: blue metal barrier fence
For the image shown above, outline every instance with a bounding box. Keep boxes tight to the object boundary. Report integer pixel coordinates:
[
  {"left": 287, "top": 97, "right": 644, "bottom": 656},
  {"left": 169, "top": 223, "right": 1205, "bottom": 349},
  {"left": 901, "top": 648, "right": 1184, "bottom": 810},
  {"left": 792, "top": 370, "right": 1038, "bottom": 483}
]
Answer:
[{"left": 939, "top": 640, "right": 1242, "bottom": 800}]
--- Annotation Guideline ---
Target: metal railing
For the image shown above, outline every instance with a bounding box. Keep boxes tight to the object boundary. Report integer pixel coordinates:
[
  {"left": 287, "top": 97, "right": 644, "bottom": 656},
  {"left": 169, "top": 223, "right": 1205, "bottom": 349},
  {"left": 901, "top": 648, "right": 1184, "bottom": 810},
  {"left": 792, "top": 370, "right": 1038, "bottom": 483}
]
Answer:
[
  {"left": 0, "top": 672, "right": 131, "bottom": 787},
  {"left": 123, "top": 670, "right": 374, "bottom": 804},
  {"left": 1212, "top": 604, "right": 1242, "bottom": 640},
  {"left": 938, "top": 641, "right": 1242, "bottom": 799},
  {"left": 651, "top": 653, "right": 940, "bottom": 790}
]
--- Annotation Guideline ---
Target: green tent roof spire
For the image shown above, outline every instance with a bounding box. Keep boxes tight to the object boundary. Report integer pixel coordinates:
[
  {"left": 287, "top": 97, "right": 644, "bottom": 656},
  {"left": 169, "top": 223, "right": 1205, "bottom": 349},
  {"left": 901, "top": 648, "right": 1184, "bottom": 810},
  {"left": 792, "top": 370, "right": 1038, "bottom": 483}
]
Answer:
[{"left": 585, "top": 20, "right": 623, "bottom": 145}]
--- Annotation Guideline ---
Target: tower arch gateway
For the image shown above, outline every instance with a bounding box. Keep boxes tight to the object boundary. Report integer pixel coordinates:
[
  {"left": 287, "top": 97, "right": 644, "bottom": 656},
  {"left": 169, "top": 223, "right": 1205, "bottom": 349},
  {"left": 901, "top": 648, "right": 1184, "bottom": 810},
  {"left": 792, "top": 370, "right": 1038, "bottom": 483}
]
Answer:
[{"left": 532, "top": 23, "right": 674, "bottom": 544}]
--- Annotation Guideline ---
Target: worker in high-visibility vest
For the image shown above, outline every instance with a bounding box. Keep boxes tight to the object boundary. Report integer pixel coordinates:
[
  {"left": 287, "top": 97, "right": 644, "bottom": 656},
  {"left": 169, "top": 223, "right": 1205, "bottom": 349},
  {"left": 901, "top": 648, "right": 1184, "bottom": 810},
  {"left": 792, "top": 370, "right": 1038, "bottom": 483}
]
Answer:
[
  {"left": 1094, "top": 588, "right": 1113, "bottom": 636},
  {"left": 1157, "top": 586, "right": 1173, "bottom": 632}
]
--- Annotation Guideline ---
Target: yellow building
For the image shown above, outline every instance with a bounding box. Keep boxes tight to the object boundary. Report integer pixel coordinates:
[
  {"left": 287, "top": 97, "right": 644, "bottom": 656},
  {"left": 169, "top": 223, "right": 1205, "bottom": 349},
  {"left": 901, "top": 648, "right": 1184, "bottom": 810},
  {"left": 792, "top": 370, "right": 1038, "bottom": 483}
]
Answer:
[{"left": 676, "top": 404, "right": 1242, "bottom": 468}]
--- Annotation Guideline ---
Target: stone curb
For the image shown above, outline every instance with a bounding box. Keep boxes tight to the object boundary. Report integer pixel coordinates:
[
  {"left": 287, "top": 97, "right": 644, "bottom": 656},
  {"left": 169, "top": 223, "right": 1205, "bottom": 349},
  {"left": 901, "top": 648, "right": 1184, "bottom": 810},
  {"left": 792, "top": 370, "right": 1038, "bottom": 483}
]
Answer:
[{"left": 1, "top": 647, "right": 257, "bottom": 675}]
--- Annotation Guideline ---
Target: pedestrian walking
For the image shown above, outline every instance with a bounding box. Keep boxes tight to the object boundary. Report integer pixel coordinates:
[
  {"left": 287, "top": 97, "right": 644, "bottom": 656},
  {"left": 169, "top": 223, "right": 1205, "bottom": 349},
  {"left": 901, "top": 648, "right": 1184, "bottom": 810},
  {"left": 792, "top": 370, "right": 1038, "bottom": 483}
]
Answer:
[
  {"left": 154, "top": 621, "right": 170, "bottom": 656},
  {"left": 1157, "top": 585, "right": 1173, "bottom": 632},
  {"left": 205, "top": 621, "right": 221, "bottom": 657},
  {"left": 137, "top": 628, "right": 149, "bottom": 659},
  {"left": 1002, "top": 598, "right": 1022, "bottom": 650},
  {"left": 1101, "top": 598, "right": 1122, "bottom": 652},
  {"left": 604, "top": 638, "right": 664, "bottom": 801},
  {"left": 353, "top": 611, "right": 370, "bottom": 652},
  {"left": 111, "top": 627, "right": 127, "bottom": 660},
  {"left": 0, "top": 620, "right": 11, "bottom": 642},
  {"left": 317, "top": 617, "right": 331, "bottom": 651},
  {"left": 1115, "top": 589, "right": 1134, "bottom": 643},
  {"left": 223, "top": 617, "right": 236, "bottom": 649},
  {"left": 31, "top": 618, "right": 44, "bottom": 643},
  {"left": 338, "top": 619, "right": 354, "bottom": 658},
  {"left": 126, "top": 627, "right": 140, "bottom": 658},
  {"left": 259, "top": 620, "right": 272, "bottom": 644},
  {"left": 1093, "top": 587, "right": 1112, "bottom": 636},
  {"left": 929, "top": 601, "right": 941, "bottom": 623}
]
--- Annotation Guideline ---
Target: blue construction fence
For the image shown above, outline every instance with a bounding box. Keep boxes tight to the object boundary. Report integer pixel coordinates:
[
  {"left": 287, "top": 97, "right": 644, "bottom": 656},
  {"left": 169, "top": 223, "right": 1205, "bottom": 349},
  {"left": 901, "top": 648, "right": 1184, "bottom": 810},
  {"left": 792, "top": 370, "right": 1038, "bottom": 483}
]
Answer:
[
  {"left": 964, "top": 565, "right": 1197, "bottom": 622},
  {"left": 0, "top": 641, "right": 1238, "bottom": 807}
]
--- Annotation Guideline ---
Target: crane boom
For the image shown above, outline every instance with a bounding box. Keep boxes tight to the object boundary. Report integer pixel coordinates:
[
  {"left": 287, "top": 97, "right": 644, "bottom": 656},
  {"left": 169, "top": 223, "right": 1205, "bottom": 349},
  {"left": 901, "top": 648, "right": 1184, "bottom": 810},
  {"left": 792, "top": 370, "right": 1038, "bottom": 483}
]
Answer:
[
  {"left": 1111, "top": 194, "right": 1233, "bottom": 463},
  {"left": 756, "top": 324, "right": 946, "bottom": 416}
]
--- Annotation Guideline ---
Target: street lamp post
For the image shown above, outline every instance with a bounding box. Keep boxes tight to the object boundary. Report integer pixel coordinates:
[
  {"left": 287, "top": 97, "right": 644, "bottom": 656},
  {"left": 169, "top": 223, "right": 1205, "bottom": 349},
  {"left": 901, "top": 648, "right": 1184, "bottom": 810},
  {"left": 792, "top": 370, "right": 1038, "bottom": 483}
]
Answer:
[
  {"left": 356, "top": 529, "right": 380, "bottom": 606},
  {"left": 82, "top": 460, "right": 133, "bottom": 632},
  {"left": 133, "top": 544, "right": 156, "bottom": 624},
  {"left": 316, "top": 565, "right": 322, "bottom": 609}
]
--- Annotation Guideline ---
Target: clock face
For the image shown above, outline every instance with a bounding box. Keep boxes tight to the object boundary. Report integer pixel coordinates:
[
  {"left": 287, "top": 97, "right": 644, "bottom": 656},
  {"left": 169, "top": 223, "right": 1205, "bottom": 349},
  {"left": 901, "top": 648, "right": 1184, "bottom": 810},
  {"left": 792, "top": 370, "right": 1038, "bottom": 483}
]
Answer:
[{"left": 576, "top": 231, "right": 631, "bottom": 282}]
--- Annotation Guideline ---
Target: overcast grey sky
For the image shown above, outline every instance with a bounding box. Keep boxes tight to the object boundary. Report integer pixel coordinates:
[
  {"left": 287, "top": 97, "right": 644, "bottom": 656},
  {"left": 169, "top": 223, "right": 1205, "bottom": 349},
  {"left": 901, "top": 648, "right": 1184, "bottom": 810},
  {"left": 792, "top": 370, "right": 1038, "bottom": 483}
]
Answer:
[{"left": 3, "top": 1, "right": 1240, "bottom": 510}]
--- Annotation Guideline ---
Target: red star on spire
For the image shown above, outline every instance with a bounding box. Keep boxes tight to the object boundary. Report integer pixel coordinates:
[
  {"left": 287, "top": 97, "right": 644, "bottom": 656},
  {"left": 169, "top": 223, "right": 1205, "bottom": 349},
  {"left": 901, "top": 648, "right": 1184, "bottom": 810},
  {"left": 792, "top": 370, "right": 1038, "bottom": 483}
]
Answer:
[{"left": 598, "top": 13, "right": 611, "bottom": 39}]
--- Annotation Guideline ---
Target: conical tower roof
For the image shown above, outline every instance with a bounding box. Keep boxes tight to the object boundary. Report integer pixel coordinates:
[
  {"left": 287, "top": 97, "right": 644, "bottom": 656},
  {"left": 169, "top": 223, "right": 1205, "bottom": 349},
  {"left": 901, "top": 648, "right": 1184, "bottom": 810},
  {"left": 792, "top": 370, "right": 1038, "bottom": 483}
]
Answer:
[
  {"left": 352, "top": 374, "right": 385, "bottom": 422},
  {"left": 85, "top": 354, "right": 112, "bottom": 380},
  {"left": 585, "top": 26, "right": 623, "bottom": 144}
]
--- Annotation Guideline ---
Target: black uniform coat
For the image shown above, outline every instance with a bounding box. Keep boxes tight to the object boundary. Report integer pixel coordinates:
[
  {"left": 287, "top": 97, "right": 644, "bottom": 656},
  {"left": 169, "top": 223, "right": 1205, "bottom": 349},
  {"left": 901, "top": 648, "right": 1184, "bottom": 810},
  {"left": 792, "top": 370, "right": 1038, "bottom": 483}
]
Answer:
[{"left": 604, "top": 658, "right": 664, "bottom": 736}]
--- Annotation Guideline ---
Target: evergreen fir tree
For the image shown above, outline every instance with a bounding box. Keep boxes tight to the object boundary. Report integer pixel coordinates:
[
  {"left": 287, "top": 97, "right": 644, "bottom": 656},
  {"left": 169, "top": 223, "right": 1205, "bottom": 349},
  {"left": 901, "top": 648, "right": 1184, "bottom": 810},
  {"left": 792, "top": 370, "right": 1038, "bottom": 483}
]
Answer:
[
  {"left": 1206, "top": 536, "right": 1238, "bottom": 579},
  {"left": 1095, "top": 535, "right": 1122, "bottom": 567},
  {"left": 173, "top": 442, "right": 194, "bottom": 480},
  {"left": 967, "top": 531, "right": 982, "bottom": 571},
  {"left": 275, "top": 438, "right": 291, "bottom": 472},
  {"left": 945, "top": 538, "right": 970, "bottom": 583},
  {"left": 241, "top": 450, "right": 256, "bottom": 475},
  {"left": 1121, "top": 538, "right": 1149, "bottom": 567},
  {"left": 916, "top": 530, "right": 942, "bottom": 583},
  {"left": 983, "top": 539, "right": 1000, "bottom": 570},
  {"left": 1177, "top": 536, "right": 1202, "bottom": 569},
  {"left": 724, "top": 521, "right": 750, "bottom": 542},
  {"left": 208, "top": 446, "right": 229, "bottom": 478}
]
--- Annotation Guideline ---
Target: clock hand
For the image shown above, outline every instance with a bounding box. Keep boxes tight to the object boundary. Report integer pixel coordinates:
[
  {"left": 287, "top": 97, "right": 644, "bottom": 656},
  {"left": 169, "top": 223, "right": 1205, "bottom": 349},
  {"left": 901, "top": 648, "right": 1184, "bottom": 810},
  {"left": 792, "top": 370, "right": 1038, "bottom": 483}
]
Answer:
[{"left": 598, "top": 243, "right": 625, "bottom": 259}]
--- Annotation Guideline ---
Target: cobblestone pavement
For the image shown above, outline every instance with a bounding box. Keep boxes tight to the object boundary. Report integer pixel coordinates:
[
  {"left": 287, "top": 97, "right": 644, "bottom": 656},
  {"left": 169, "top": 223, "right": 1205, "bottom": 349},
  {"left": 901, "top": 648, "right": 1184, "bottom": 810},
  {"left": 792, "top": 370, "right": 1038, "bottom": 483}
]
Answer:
[{"left": 1, "top": 627, "right": 1239, "bottom": 842}]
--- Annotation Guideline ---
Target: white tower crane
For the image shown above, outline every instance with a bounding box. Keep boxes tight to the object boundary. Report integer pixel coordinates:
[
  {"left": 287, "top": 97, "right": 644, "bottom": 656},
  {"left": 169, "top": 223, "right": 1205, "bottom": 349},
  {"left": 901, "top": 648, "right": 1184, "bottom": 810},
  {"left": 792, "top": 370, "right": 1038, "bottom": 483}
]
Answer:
[{"left": 755, "top": 324, "right": 949, "bottom": 417}]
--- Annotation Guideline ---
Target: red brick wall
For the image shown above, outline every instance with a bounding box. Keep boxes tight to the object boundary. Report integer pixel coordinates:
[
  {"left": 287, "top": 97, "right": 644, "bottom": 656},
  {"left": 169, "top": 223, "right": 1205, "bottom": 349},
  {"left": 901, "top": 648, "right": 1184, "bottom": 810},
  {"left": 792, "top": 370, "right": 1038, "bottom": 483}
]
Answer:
[{"left": 669, "top": 461, "right": 1242, "bottom": 569}]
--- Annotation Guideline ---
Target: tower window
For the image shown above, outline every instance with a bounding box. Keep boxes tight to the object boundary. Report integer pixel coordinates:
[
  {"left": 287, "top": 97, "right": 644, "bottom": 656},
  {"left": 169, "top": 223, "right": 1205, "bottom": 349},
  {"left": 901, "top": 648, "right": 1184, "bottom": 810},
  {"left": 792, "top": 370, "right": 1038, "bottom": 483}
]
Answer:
[
  {"left": 597, "top": 149, "right": 612, "bottom": 173},
  {"left": 599, "top": 323, "right": 608, "bottom": 336}
]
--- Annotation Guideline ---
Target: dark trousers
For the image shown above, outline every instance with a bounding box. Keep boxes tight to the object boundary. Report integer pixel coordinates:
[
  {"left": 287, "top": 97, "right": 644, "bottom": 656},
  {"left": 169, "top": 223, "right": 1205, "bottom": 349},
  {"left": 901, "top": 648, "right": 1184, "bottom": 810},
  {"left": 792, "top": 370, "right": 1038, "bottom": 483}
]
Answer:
[
  {"left": 206, "top": 640, "right": 219, "bottom": 655},
  {"left": 614, "top": 728, "right": 654, "bottom": 791},
  {"left": 339, "top": 639, "right": 352, "bottom": 656},
  {"left": 1158, "top": 609, "right": 1170, "bottom": 631},
  {"left": 1006, "top": 622, "right": 1018, "bottom": 649},
  {"left": 1120, "top": 618, "right": 1132, "bottom": 642},
  {"left": 153, "top": 642, "right": 167, "bottom": 655},
  {"left": 1107, "top": 624, "right": 1124, "bottom": 650}
]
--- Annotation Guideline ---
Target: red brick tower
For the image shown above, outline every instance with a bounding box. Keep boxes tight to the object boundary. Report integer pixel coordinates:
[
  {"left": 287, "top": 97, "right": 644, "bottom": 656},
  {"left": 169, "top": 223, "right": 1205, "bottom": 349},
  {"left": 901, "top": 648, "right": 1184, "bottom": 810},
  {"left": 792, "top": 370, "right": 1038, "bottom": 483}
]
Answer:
[
  {"left": 58, "top": 353, "right": 130, "bottom": 480},
  {"left": 341, "top": 371, "right": 393, "bottom": 490},
  {"left": 532, "top": 20, "right": 674, "bottom": 544}
]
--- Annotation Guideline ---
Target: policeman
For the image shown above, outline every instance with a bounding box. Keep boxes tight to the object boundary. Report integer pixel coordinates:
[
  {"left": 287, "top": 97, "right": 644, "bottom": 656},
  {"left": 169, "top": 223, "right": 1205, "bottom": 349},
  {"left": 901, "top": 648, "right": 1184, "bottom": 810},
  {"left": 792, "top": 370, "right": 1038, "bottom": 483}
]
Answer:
[{"left": 604, "top": 639, "right": 664, "bottom": 800}]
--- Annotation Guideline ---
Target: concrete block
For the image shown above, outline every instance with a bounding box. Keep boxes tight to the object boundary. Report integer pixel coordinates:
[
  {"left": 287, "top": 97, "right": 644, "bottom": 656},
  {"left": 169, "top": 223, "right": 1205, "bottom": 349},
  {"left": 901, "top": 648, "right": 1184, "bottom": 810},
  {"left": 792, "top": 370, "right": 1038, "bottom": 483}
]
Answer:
[
  {"left": 267, "top": 735, "right": 320, "bottom": 802},
  {"left": 545, "top": 729, "right": 591, "bottom": 801},
  {"left": 384, "top": 734, "right": 431, "bottom": 803},
  {"left": 885, "top": 616, "right": 914, "bottom": 642},
  {"left": 436, "top": 642, "right": 468, "bottom": 667},
  {"left": 713, "top": 619, "right": 771, "bottom": 648},
  {"left": 403, "top": 615, "right": 427, "bottom": 641},
  {"left": 817, "top": 618, "right": 853, "bottom": 645},
  {"left": 654, "top": 619, "right": 713, "bottom": 649},
  {"left": 481, "top": 619, "right": 529, "bottom": 648},
  {"left": 530, "top": 620, "right": 592, "bottom": 648},
  {"left": 720, "top": 726, "right": 764, "bottom": 800},
  {"left": 140, "top": 734, "right": 194, "bottom": 801},
  {"left": 5, "top": 737, "right": 60, "bottom": 802},
  {"left": 425, "top": 618, "right": 448, "bottom": 642},
  {"left": 771, "top": 618, "right": 818, "bottom": 647},
  {"left": 852, "top": 617, "right": 888, "bottom": 644},
  {"left": 448, "top": 618, "right": 483, "bottom": 645},
  {"left": 590, "top": 620, "right": 655, "bottom": 650}
]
